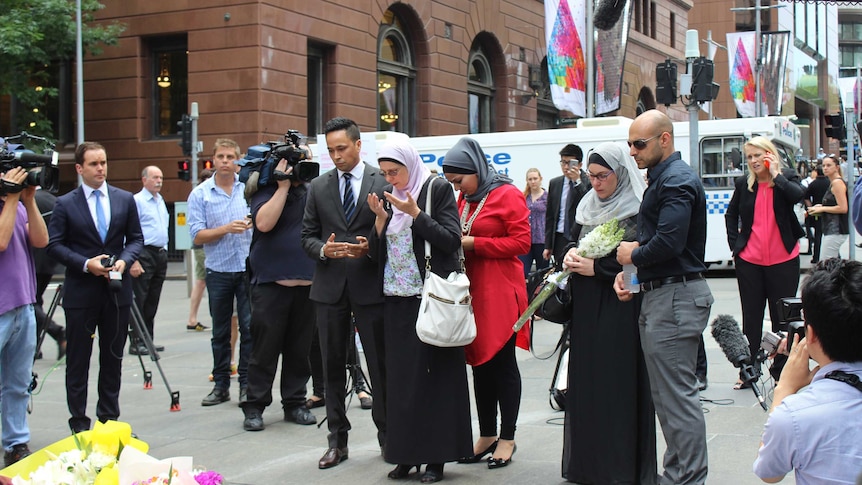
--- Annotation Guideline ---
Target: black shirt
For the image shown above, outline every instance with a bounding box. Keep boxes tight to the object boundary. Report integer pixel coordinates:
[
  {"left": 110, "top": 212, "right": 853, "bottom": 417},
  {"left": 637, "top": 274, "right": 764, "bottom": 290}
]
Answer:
[
  {"left": 249, "top": 183, "right": 315, "bottom": 284},
  {"left": 633, "top": 151, "right": 708, "bottom": 282}
]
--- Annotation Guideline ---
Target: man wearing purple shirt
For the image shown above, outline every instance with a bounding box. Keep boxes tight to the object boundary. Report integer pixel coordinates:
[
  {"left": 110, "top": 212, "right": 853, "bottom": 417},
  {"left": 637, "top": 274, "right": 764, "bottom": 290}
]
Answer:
[{"left": 754, "top": 259, "right": 862, "bottom": 484}]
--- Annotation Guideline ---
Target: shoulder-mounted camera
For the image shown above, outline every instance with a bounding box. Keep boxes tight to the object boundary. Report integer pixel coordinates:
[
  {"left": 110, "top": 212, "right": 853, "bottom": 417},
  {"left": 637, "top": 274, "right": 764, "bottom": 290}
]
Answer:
[
  {"left": 0, "top": 132, "right": 60, "bottom": 194},
  {"left": 237, "top": 130, "right": 318, "bottom": 198}
]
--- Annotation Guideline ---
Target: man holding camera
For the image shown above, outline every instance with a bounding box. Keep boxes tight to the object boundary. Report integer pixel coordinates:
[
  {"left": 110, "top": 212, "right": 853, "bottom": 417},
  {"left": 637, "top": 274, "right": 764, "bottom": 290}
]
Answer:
[
  {"left": 0, "top": 166, "right": 49, "bottom": 466},
  {"left": 543, "top": 143, "right": 588, "bottom": 266},
  {"left": 47, "top": 142, "right": 143, "bottom": 433},
  {"left": 187, "top": 138, "right": 252, "bottom": 407},
  {"left": 128, "top": 166, "right": 169, "bottom": 355},
  {"left": 753, "top": 259, "right": 862, "bottom": 484},
  {"left": 240, "top": 158, "right": 317, "bottom": 431}
]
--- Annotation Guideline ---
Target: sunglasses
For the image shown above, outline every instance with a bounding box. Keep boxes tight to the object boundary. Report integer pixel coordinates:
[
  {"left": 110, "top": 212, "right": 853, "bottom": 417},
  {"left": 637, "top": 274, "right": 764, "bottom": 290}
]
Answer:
[{"left": 627, "top": 134, "right": 661, "bottom": 150}]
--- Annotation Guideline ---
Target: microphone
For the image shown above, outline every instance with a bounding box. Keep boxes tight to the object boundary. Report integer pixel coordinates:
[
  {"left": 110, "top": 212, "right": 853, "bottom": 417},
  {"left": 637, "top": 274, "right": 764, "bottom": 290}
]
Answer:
[
  {"left": 594, "top": 0, "right": 628, "bottom": 31},
  {"left": 13, "top": 150, "right": 57, "bottom": 166},
  {"left": 710, "top": 314, "right": 768, "bottom": 411}
]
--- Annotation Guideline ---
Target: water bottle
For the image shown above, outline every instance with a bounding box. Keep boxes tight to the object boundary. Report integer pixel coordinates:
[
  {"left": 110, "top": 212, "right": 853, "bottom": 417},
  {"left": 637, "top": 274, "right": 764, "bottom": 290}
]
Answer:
[{"left": 623, "top": 264, "right": 640, "bottom": 293}]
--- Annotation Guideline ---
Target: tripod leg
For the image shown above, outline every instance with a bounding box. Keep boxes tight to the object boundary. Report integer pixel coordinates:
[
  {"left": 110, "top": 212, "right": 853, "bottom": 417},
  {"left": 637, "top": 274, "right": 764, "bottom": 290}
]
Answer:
[{"left": 129, "top": 297, "right": 180, "bottom": 411}]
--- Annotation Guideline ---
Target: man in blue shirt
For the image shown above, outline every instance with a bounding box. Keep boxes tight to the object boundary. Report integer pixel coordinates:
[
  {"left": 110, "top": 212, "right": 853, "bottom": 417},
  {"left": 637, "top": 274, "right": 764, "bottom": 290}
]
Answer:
[
  {"left": 129, "top": 166, "right": 169, "bottom": 355},
  {"left": 753, "top": 259, "right": 862, "bottom": 484},
  {"left": 615, "top": 109, "right": 714, "bottom": 485},
  {"left": 188, "top": 139, "right": 253, "bottom": 407}
]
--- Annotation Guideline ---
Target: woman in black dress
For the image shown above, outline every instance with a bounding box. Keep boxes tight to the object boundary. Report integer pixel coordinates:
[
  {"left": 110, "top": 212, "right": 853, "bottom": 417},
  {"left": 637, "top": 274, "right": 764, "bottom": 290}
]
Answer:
[
  {"left": 560, "top": 142, "right": 657, "bottom": 484},
  {"left": 367, "top": 139, "right": 472, "bottom": 483}
]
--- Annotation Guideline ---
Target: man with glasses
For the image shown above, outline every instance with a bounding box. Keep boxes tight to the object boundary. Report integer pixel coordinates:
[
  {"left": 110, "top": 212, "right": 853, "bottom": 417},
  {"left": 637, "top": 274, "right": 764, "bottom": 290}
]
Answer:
[
  {"left": 614, "top": 110, "right": 714, "bottom": 485},
  {"left": 543, "top": 143, "right": 589, "bottom": 266}
]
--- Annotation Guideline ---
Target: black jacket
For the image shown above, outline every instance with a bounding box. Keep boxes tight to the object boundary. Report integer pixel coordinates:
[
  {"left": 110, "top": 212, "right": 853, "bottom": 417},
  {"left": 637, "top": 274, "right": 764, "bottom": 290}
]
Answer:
[{"left": 725, "top": 169, "right": 805, "bottom": 256}]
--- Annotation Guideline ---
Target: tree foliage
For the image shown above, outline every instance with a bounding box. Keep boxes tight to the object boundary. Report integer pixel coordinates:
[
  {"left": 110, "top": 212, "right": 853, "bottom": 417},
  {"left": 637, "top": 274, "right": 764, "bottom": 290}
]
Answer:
[{"left": 0, "top": 0, "right": 124, "bottom": 141}]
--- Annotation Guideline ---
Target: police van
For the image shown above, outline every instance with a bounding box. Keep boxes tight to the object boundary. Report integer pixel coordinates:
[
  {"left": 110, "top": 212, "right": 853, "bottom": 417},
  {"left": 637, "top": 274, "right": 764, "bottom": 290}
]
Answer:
[{"left": 318, "top": 115, "right": 801, "bottom": 267}]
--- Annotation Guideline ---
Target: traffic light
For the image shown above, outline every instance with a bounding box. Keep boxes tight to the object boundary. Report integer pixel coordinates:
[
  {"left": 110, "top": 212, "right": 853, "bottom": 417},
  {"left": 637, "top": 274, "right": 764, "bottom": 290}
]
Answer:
[
  {"left": 203, "top": 159, "right": 213, "bottom": 170},
  {"left": 177, "top": 159, "right": 190, "bottom": 181},
  {"left": 177, "top": 114, "right": 192, "bottom": 156},
  {"left": 691, "top": 57, "right": 719, "bottom": 103},
  {"left": 656, "top": 60, "right": 677, "bottom": 106},
  {"left": 825, "top": 114, "right": 846, "bottom": 140}
]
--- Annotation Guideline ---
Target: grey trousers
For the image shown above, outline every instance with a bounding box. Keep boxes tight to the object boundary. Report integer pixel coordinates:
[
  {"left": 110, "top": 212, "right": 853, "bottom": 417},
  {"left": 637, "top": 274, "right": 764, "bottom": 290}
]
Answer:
[{"left": 640, "top": 279, "right": 713, "bottom": 485}]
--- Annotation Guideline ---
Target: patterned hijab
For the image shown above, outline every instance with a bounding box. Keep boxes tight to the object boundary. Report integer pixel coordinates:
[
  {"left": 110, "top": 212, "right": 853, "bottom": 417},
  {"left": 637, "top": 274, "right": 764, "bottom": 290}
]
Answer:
[
  {"left": 441, "top": 137, "right": 513, "bottom": 202},
  {"left": 575, "top": 141, "right": 645, "bottom": 227},
  {"left": 377, "top": 138, "right": 432, "bottom": 235}
]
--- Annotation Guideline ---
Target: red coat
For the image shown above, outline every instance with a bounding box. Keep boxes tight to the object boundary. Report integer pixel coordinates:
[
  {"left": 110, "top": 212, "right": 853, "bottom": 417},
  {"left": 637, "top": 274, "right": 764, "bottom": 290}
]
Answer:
[{"left": 459, "top": 183, "right": 531, "bottom": 366}]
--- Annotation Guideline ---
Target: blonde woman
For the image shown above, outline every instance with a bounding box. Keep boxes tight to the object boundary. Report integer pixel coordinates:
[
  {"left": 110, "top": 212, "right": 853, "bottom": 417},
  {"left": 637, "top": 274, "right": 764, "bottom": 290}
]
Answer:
[
  {"left": 808, "top": 155, "right": 848, "bottom": 260},
  {"left": 519, "top": 168, "right": 549, "bottom": 277},
  {"left": 725, "top": 136, "right": 805, "bottom": 383}
]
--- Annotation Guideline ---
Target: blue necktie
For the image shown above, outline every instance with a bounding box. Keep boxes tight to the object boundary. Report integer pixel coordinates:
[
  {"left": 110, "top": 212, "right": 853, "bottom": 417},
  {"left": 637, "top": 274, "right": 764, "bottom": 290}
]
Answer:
[
  {"left": 94, "top": 190, "right": 108, "bottom": 242},
  {"left": 343, "top": 173, "right": 356, "bottom": 222}
]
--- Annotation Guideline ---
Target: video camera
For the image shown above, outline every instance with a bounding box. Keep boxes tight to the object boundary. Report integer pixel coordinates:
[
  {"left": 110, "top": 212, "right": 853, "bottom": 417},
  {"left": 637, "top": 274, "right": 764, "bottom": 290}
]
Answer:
[
  {"left": 0, "top": 132, "right": 60, "bottom": 194},
  {"left": 777, "top": 297, "right": 806, "bottom": 352},
  {"left": 237, "top": 130, "right": 318, "bottom": 196}
]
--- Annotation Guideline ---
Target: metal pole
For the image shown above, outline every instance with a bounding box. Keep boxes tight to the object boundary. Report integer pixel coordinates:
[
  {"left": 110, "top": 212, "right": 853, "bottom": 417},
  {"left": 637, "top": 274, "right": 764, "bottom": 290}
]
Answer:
[
  {"left": 190, "top": 102, "right": 199, "bottom": 187},
  {"left": 75, "top": 0, "right": 84, "bottom": 187},
  {"left": 689, "top": 56, "right": 700, "bottom": 178},
  {"left": 585, "top": 0, "right": 594, "bottom": 118},
  {"left": 754, "top": 0, "right": 762, "bottom": 117}
]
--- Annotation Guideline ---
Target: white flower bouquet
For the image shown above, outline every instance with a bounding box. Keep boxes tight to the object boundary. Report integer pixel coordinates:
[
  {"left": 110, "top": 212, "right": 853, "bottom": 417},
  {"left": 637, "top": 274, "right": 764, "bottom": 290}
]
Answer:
[{"left": 513, "top": 219, "right": 625, "bottom": 331}]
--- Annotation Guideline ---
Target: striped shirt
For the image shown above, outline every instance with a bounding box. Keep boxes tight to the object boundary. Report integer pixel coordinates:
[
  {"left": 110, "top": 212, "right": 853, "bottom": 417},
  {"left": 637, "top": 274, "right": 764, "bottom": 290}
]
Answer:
[{"left": 187, "top": 174, "right": 251, "bottom": 273}]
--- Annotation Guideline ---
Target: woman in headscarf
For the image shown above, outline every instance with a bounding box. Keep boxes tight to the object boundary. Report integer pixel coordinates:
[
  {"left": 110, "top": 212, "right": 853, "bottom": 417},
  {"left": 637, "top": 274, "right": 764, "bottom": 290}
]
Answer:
[
  {"left": 367, "top": 139, "right": 472, "bottom": 483},
  {"left": 441, "top": 137, "right": 531, "bottom": 471},
  {"left": 560, "top": 142, "right": 657, "bottom": 484}
]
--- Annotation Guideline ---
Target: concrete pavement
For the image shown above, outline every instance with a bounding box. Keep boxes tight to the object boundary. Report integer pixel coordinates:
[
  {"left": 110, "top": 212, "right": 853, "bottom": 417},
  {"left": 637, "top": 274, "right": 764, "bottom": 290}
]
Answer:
[{"left": 22, "top": 265, "right": 801, "bottom": 484}]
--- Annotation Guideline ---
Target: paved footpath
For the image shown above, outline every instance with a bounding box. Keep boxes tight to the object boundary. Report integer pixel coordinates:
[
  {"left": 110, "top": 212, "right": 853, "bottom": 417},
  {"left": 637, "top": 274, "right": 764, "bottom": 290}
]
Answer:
[{"left": 21, "top": 269, "right": 801, "bottom": 484}]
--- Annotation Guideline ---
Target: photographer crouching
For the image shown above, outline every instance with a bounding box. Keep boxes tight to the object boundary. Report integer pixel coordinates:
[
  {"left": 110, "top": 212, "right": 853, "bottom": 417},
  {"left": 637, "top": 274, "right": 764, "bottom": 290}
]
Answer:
[
  {"left": 0, "top": 166, "right": 49, "bottom": 466},
  {"left": 753, "top": 259, "right": 862, "bottom": 484}
]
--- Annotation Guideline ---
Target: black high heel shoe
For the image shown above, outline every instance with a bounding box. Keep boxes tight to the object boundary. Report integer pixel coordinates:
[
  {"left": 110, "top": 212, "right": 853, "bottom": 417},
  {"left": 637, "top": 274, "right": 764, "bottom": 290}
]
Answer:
[
  {"left": 457, "top": 440, "right": 498, "bottom": 464},
  {"left": 388, "top": 464, "right": 420, "bottom": 479},
  {"left": 420, "top": 464, "right": 444, "bottom": 483},
  {"left": 487, "top": 444, "right": 517, "bottom": 469}
]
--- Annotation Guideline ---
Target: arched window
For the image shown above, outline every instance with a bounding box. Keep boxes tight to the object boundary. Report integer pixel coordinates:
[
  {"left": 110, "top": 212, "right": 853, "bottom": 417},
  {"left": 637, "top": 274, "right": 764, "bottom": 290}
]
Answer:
[
  {"left": 467, "top": 47, "right": 494, "bottom": 133},
  {"left": 378, "top": 15, "right": 415, "bottom": 134}
]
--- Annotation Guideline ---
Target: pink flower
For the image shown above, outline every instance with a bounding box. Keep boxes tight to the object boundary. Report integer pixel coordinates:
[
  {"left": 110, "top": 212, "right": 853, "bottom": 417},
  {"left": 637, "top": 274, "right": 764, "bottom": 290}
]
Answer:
[{"left": 193, "top": 470, "right": 223, "bottom": 485}]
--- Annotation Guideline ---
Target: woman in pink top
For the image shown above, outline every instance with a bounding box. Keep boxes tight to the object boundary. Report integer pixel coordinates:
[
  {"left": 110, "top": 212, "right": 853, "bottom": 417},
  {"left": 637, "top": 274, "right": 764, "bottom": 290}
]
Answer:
[{"left": 724, "top": 136, "right": 805, "bottom": 388}]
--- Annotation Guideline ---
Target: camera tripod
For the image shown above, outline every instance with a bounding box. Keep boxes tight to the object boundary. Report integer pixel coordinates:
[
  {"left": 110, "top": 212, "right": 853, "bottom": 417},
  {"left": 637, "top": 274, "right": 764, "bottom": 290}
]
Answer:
[{"left": 30, "top": 282, "right": 180, "bottom": 412}]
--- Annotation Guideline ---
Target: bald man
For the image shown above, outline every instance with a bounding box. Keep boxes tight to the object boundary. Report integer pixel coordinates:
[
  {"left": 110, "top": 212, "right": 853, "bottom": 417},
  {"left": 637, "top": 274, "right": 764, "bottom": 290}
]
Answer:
[{"left": 614, "top": 110, "right": 714, "bottom": 485}]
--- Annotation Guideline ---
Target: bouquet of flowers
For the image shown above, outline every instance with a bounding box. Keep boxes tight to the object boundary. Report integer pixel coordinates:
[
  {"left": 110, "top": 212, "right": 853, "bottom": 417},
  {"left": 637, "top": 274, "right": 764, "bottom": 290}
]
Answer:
[
  {"left": 1, "top": 421, "right": 223, "bottom": 485},
  {"left": 513, "top": 219, "right": 626, "bottom": 331}
]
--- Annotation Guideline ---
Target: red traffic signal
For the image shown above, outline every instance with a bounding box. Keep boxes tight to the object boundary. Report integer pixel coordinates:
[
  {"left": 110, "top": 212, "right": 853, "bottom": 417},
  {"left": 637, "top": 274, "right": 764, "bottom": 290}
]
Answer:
[
  {"left": 203, "top": 159, "right": 213, "bottom": 170},
  {"left": 177, "top": 160, "right": 191, "bottom": 181}
]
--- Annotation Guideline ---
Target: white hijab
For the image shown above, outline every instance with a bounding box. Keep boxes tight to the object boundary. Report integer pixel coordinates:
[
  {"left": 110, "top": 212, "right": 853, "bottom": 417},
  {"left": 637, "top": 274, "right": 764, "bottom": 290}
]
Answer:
[{"left": 575, "top": 141, "right": 645, "bottom": 227}]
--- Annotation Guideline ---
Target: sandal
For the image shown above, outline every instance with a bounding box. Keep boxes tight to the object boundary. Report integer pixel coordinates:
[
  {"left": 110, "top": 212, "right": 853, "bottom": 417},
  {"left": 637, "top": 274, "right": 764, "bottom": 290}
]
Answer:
[{"left": 733, "top": 380, "right": 751, "bottom": 390}]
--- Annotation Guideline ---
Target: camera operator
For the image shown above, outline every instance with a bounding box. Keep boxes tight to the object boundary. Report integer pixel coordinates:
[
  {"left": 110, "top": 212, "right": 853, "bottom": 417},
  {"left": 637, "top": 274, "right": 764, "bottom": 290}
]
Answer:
[
  {"left": 240, "top": 159, "right": 317, "bottom": 431},
  {"left": 753, "top": 259, "right": 862, "bottom": 484},
  {"left": 0, "top": 166, "right": 49, "bottom": 466},
  {"left": 47, "top": 142, "right": 144, "bottom": 433}
]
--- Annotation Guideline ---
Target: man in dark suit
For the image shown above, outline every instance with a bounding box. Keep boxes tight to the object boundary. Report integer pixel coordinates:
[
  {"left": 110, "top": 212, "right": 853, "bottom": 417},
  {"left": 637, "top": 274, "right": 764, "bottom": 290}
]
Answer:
[
  {"left": 543, "top": 143, "right": 589, "bottom": 266},
  {"left": 301, "top": 117, "right": 387, "bottom": 469},
  {"left": 47, "top": 141, "right": 144, "bottom": 433}
]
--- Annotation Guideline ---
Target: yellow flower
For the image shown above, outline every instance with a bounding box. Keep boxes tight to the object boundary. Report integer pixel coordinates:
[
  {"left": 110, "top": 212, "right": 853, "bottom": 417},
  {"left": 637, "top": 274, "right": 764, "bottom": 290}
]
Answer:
[{"left": 94, "top": 465, "right": 119, "bottom": 485}]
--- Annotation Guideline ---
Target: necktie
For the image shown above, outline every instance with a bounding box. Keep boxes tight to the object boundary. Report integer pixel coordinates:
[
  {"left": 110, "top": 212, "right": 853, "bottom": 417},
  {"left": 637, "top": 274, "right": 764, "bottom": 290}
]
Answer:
[
  {"left": 94, "top": 190, "right": 108, "bottom": 242},
  {"left": 564, "top": 180, "right": 575, "bottom": 238},
  {"left": 343, "top": 173, "right": 356, "bottom": 222}
]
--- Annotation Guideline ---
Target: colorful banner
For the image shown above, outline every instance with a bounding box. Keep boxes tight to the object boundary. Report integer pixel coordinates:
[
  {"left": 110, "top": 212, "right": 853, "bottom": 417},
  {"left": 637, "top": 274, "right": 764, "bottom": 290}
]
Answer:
[
  {"left": 594, "top": 3, "right": 631, "bottom": 115},
  {"left": 545, "top": 0, "right": 586, "bottom": 117},
  {"left": 727, "top": 31, "right": 789, "bottom": 117}
]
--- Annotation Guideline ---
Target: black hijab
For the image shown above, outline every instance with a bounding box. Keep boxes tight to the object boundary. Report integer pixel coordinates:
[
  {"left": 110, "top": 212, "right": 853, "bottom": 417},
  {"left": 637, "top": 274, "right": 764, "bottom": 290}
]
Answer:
[{"left": 441, "top": 137, "right": 513, "bottom": 202}]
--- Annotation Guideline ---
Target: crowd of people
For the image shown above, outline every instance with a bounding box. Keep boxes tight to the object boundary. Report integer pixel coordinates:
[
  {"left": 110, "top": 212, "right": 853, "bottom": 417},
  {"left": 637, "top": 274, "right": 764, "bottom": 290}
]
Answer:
[{"left": 3, "top": 110, "right": 860, "bottom": 484}]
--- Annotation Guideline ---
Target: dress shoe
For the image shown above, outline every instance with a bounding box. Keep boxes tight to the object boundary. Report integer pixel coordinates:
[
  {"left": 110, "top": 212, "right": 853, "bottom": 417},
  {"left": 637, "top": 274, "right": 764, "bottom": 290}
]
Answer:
[
  {"left": 388, "top": 464, "right": 420, "bottom": 479},
  {"left": 4, "top": 443, "right": 31, "bottom": 467},
  {"left": 358, "top": 393, "right": 373, "bottom": 410},
  {"left": 286, "top": 406, "right": 317, "bottom": 425},
  {"left": 305, "top": 396, "right": 325, "bottom": 409},
  {"left": 201, "top": 388, "right": 230, "bottom": 406},
  {"left": 238, "top": 387, "right": 248, "bottom": 406},
  {"left": 487, "top": 444, "right": 516, "bottom": 469},
  {"left": 129, "top": 343, "right": 148, "bottom": 356},
  {"left": 243, "top": 410, "right": 264, "bottom": 431},
  {"left": 318, "top": 447, "right": 348, "bottom": 469},
  {"left": 457, "top": 440, "right": 498, "bottom": 463},
  {"left": 696, "top": 375, "right": 708, "bottom": 391},
  {"left": 420, "top": 464, "right": 444, "bottom": 483}
]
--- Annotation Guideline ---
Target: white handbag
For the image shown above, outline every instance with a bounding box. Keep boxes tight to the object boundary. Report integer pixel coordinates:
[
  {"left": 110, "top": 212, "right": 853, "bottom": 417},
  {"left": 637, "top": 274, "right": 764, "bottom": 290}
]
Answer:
[{"left": 415, "top": 179, "right": 477, "bottom": 347}]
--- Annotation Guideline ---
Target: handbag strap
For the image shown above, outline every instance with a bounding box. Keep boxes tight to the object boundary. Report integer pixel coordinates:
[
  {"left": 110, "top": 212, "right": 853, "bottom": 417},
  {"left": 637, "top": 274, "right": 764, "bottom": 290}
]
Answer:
[{"left": 423, "top": 178, "right": 466, "bottom": 273}]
